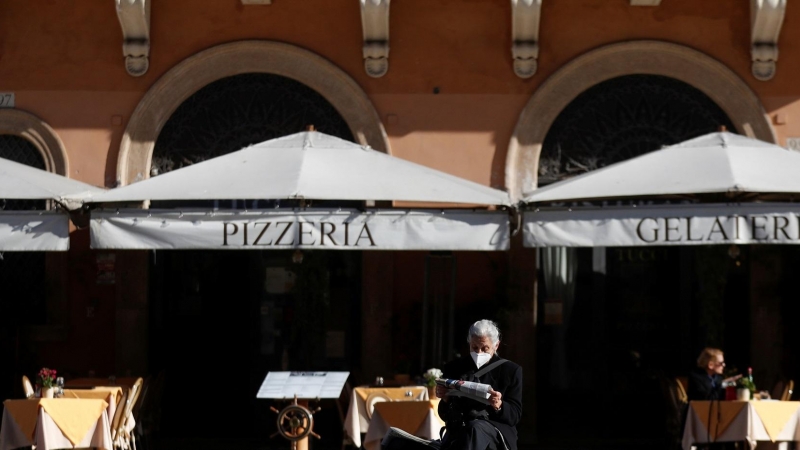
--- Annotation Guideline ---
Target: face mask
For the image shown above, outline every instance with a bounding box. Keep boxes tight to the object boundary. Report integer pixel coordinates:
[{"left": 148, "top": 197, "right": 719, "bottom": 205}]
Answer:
[{"left": 471, "top": 351, "right": 492, "bottom": 368}]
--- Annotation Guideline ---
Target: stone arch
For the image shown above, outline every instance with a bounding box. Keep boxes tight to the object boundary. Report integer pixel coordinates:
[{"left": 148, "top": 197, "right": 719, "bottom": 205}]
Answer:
[
  {"left": 0, "top": 109, "right": 68, "bottom": 175},
  {"left": 506, "top": 40, "right": 776, "bottom": 202},
  {"left": 118, "top": 40, "right": 389, "bottom": 185}
]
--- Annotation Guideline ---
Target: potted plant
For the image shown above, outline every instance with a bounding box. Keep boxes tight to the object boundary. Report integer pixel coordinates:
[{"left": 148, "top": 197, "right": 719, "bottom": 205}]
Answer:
[
  {"left": 423, "top": 368, "right": 443, "bottom": 398},
  {"left": 736, "top": 376, "right": 756, "bottom": 401},
  {"left": 37, "top": 367, "right": 57, "bottom": 398}
]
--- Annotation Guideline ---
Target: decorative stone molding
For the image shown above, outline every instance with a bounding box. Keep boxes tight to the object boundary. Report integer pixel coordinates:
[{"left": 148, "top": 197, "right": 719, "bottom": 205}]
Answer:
[
  {"left": 118, "top": 40, "right": 389, "bottom": 186},
  {"left": 0, "top": 109, "right": 68, "bottom": 175},
  {"left": 510, "top": 0, "right": 541, "bottom": 79},
  {"left": 630, "top": 0, "right": 662, "bottom": 5},
  {"left": 750, "top": 0, "right": 786, "bottom": 81},
  {"left": 360, "top": 0, "right": 390, "bottom": 78},
  {"left": 115, "top": 0, "right": 151, "bottom": 77},
  {"left": 505, "top": 40, "right": 776, "bottom": 202}
]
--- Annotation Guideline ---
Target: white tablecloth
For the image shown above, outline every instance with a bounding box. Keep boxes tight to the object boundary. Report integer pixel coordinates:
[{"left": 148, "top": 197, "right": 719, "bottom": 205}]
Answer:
[
  {"left": 0, "top": 406, "right": 112, "bottom": 450},
  {"left": 344, "top": 386, "right": 429, "bottom": 448},
  {"left": 683, "top": 401, "right": 800, "bottom": 450},
  {"left": 363, "top": 400, "right": 444, "bottom": 450}
]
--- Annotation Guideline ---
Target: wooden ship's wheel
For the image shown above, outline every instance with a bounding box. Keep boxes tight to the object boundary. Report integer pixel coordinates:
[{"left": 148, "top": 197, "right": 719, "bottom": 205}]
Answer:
[{"left": 270, "top": 395, "right": 321, "bottom": 450}]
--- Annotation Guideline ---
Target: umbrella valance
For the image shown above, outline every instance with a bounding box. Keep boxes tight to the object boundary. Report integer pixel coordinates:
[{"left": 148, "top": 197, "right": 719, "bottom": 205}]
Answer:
[
  {"left": 0, "top": 156, "right": 105, "bottom": 251},
  {"left": 0, "top": 211, "right": 70, "bottom": 251},
  {"left": 523, "top": 132, "right": 800, "bottom": 204},
  {"left": 523, "top": 203, "right": 800, "bottom": 247},
  {"left": 91, "top": 208, "right": 510, "bottom": 251},
  {"left": 89, "top": 131, "right": 511, "bottom": 206}
]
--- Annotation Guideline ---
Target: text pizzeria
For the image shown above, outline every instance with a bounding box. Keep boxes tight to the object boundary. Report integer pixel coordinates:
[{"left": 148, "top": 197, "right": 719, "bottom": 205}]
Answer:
[{"left": 222, "top": 221, "right": 376, "bottom": 247}]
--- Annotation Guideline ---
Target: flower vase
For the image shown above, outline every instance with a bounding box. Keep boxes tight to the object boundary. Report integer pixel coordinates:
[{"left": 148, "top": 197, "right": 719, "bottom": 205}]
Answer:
[
  {"left": 42, "top": 387, "right": 54, "bottom": 399},
  {"left": 736, "top": 387, "right": 751, "bottom": 401},
  {"left": 428, "top": 386, "right": 437, "bottom": 399}
]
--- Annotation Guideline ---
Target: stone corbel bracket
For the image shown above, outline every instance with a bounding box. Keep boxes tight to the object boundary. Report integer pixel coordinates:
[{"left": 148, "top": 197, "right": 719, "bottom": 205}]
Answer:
[
  {"left": 511, "top": 0, "right": 542, "bottom": 79},
  {"left": 115, "top": 0, "right": 151, "bottom": 77},
  {"left": 750, "top": 0, "right": 786, "bottom": 81},
  {"left": 360, "top": 0, "right": 390, "bottom": 78}
]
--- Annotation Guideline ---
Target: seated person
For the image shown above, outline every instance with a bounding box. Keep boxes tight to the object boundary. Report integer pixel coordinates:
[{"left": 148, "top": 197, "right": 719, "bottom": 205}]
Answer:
[
  {"left": 435, "top": 319, "right": 522, "bottom": 450},
  {"left": 382, "top": 320, "right": 522, "bottom": 450},
  {"left": 688, "top": 347, "right": 741, "bottom": 401}
]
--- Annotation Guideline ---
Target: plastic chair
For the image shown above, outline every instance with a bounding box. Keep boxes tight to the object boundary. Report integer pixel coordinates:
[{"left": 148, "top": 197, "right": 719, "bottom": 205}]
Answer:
[
  {"left": 21, "top": 375, "right": 34, "bottom": 399},
  {"left": 782, "top": 380, "right": 794, "bottom": 401}
]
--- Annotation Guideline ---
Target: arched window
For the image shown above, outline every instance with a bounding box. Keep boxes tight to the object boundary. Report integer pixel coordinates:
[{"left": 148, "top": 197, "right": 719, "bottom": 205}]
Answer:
[
  {"left": 539, "top": 75, "right": 736, "bottom": 186},
  {"left": 0, "top": 134, "right": 47, "bottom": 325}
]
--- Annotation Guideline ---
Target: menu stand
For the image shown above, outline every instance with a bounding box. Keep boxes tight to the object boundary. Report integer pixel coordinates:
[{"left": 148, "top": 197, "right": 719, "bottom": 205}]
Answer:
[{"left": 257, "top": 371, "right": 350, "bottom": 450}]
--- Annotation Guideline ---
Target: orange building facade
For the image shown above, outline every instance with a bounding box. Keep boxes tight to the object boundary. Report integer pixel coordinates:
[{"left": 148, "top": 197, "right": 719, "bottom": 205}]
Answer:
[{"left": 2, "top": 1, "right": 800, "bottom": 448}]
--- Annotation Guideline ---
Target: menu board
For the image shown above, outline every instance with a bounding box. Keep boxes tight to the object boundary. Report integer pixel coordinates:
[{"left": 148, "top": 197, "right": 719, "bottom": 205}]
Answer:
[{"left": 256, "top": 371, "right": 350, "bottom": 399}]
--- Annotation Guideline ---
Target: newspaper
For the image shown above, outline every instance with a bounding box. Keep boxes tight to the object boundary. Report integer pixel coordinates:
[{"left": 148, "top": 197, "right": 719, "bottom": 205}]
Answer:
[{"left": 435, "top": 378, "right": 492, "bottom": 405}]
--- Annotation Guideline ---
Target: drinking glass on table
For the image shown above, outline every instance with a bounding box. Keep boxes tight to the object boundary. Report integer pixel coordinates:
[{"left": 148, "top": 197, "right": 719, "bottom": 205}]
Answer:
[{"left": 56, "top": 377, "right": 64, "bottom": 398}]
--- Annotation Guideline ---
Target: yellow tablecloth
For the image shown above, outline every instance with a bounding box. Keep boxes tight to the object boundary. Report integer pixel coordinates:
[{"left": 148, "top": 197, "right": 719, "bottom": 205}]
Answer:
[
  {"left": 62, "top": 387, "right": 123, "bottom": 431},
  {"left": 683, "top": 401, "right": 800, "bottom": 450},
  {"left": 364, "top": 400, "right": 444, "bottom": 450},
  {"left": 2, "top": 398, "right": 108, "bottom": 446},
  {"left": 344, "top": 386, "right": 429, "bottom": 448}
]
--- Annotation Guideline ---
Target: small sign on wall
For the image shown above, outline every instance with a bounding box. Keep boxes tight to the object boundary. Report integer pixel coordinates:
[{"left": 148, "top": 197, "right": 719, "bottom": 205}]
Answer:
[{"left": 0, "top": 93, "right": 14, "bottom": 108}]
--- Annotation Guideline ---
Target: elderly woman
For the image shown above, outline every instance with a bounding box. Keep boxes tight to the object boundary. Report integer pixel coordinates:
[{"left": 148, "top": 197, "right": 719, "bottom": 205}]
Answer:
[
  {"left": 435, "top": 320, "right": 523, "bottom": 450},
  {"left": 688, "top": 347, "right": 742, "bottom": 401}
]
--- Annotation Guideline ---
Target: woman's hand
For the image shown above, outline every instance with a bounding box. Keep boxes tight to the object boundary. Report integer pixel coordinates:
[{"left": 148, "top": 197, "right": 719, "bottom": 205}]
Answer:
[
  {"left": 488, "top": 389, "right": 503, "bottom": 411},
  {"left": 724, "top": 374, "right": 743, "bottom": 384}
]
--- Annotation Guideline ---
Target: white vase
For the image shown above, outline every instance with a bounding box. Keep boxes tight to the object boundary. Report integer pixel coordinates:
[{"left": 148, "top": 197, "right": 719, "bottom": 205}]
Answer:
[
  {"left": 736, "top": 387, "right": 751, "bottom": 401},
  {"left": 42, "top": 387, "right": 54, "bottom": 399}
]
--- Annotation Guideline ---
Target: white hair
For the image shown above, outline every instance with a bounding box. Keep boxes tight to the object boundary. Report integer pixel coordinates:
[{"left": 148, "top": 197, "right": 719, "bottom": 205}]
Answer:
[{"left": 467, "top": 319, "right": 501, "bottom": 345}]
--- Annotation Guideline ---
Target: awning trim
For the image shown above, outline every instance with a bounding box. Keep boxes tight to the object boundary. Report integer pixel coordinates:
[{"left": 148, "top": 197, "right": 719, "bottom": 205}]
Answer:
[{"left": 91, "top": 208, "right": 510, "bottom": 251}]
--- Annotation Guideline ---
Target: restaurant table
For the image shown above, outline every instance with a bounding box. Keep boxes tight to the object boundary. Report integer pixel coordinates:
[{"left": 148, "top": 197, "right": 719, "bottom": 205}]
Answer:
[
  {"left": 682, "top": 400, "right": 800, "bottom": 450},
  {"left": 344, "top": 386, "right": 429, "bottom": 448},
  {"left": 62, "top": 386, "right": 124, "bottom": 427},
  {"left": 0, "top": 398, "right": 112, "bottom": 450},
  {"left": 363, "top": 399, "right": 444, "bottom": 450}
]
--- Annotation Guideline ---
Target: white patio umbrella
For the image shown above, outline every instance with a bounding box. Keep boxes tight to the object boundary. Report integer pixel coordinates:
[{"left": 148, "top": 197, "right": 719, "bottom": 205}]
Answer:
[
  {"left": 88, "top": 131, "right": 511, "bottom": 251},
  {"left": 0, "top": 156, "right": 105, "bottom": 251},
  {"left": 90, "top": 131, "right": 510, "bottom": 206},
  {"left": 524, "top": 132, "right": 800, "bottom": 203},
  {"left": 521, "top": 132, "right": 800, "bottom": 247}
]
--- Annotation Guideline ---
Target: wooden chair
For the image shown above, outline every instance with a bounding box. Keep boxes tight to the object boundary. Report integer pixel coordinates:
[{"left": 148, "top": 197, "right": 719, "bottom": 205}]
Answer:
[
  {"left": 21, "top": 375, "right": 34, "bottom": 399},
  {"left": 782, "top": 380, "right": 794, "bottom": 401}
]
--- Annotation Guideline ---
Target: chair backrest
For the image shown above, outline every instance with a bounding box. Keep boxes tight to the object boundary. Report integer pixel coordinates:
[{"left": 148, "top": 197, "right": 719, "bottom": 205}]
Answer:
[
  {"left": 675, "top": 378, "right": 688, "bottom": 404},
  {"left": 21, "top": 375, "right": 34, "bottom": 399},
  {"left": 111, "top": 390, "right": 130, "bottom": 440},
  {"left": 782, "top": 380, "right": 794, "bottom": 401},
  {"left": 123, "top": 378, "right": 144, "bottom": 429}
]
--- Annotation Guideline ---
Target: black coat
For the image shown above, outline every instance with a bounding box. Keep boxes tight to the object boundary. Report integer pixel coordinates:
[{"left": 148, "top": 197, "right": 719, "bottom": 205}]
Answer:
[
  {"left": 687, "top": 367, "right": 725, "bottom": 401},
  {"left": 437, "top": 354, "right": 523, "bottom": 450}
]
